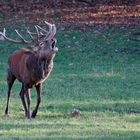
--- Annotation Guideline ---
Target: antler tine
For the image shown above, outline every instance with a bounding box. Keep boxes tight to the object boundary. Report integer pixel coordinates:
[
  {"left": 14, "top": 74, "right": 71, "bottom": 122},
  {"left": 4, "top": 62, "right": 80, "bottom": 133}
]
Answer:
[
  {"left": 44, "top": 21, "right": 53, "bottom": 40},
  {"left": 3, "top": 28, "right": 6, "bottom": 35},
  {"left": 0, "top": 28, "right": 5, "bottom": 40},
  {"left": 26, "top": 21, "right": 55, "bottom": 42},
  {"left": 34, "top": 25, "right": 40, "bottom": 42},
  {"left": 51, "top": 24, "right": 56, "bottom": 37},
  {"left": 44, "top": 21, "right": 53, "bottom": 33},
  {"left": 45, "top": 24, "right": 56, "bottom": 40},
  {"left": 26, "top": 29, "right": 34, "bottom": 41},
  {"left": 0, "top": 28, "right": 31, "bottom": 44},
  {"left": 15, "top": 30, "right": 27, "bottom": 42},
  {"left": 36, "top": 25, "right": 48, "bottom": 34},
  {"left": 26, "top": 27, "right": 46, "bottom": 43}
]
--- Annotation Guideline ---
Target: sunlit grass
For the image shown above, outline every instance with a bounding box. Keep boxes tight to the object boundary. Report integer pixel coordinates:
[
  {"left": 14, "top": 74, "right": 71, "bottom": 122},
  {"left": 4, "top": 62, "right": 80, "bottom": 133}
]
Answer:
[{"left": 0, "top": 107, "right": 140, "bottom": 139}]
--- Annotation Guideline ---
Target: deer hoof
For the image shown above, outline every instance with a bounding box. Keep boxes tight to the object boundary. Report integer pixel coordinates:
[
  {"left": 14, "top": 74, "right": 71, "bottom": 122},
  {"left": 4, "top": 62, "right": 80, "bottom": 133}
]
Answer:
[
  {"left": 3, "top": 114, "right": 9, "bottom": 119},
  {"left": 31, "top": 111, "right": 37, "bottom": 118},
  {"left": 25, "top": 112, "right": 31, "bottom": 119}
]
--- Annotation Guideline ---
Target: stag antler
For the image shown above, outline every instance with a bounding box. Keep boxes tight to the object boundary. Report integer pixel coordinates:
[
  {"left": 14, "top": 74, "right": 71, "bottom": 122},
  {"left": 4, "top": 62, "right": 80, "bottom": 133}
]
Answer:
[
  {"left": 44, "top": 21, "right": 56, "bottom": 40},
  {"left": 0, "top": 28, "right": 33, "bottom": 44},
  {"left": 0, "top": 21, "right": 56, "bottom": 45}
]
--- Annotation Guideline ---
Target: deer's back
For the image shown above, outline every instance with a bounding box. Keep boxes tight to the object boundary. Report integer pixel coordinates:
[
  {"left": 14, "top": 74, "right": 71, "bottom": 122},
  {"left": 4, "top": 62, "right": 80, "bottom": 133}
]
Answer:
[{"left": 8, "top": 48, "right": 33, "bottom": 83}]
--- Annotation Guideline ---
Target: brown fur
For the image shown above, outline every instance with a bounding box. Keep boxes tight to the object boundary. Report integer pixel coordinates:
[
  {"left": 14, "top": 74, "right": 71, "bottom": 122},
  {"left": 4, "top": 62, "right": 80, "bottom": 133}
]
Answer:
[
  {"left": 8, "top": 48, "right": 53, "bottom": 87},
  {"left": 5, "top": 39, "right": 58, "bottom": 118}
]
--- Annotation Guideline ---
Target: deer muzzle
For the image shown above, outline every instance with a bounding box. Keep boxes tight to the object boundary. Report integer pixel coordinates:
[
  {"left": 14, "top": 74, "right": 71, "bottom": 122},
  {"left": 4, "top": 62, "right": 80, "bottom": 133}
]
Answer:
[{"left": 53, "top": 47, "right": 58, "bottom": 53}]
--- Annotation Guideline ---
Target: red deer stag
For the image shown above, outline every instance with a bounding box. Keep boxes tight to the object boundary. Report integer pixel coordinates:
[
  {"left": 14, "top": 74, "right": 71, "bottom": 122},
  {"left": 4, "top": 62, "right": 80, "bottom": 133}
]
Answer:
[{"left": 0, "top": 21, "right": 58, "bottom": 118}]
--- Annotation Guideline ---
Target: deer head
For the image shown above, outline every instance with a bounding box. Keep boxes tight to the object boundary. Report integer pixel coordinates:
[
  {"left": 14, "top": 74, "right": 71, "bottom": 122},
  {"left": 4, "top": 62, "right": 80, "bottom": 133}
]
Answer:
[{"left": 0, "top": 21, "right": 58, "bottom": 59}]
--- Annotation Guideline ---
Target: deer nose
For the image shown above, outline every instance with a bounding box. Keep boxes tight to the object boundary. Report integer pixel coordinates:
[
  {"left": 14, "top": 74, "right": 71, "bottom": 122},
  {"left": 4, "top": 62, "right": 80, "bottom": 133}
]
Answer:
[{"left": 53, "top": 47, "right": 58, "bottom": 53}]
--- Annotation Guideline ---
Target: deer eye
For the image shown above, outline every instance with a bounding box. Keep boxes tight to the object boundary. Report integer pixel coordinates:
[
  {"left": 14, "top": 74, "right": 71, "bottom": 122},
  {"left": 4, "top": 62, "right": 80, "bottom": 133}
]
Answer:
[{"left": 39, "top": 42, "right": 44, "bottom": 47}]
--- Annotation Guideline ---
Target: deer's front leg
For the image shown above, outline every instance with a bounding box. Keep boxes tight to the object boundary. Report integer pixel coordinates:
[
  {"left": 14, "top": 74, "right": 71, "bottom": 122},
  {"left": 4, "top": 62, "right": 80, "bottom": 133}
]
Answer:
[
  {"left": 20, "top": 84, "right": 28, "bottom": 117},
  {"left": 32, "top": 83, "right": 42, "bottom": 118},
  {"left": 25, "top": 88, "right": 31, "bottom": 119}
]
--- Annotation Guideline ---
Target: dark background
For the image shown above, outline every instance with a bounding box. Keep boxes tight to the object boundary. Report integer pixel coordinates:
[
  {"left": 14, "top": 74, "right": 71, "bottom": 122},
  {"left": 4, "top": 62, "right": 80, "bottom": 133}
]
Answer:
[{"left": 0, "top": 0, "right": 140, "bottom": 28}]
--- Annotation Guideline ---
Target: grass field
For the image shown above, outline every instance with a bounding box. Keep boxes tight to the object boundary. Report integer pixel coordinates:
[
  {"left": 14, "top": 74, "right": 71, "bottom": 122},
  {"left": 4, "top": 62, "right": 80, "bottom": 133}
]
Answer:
[{"left": 0, "top": 25, "right": 140, "bottom": 139}]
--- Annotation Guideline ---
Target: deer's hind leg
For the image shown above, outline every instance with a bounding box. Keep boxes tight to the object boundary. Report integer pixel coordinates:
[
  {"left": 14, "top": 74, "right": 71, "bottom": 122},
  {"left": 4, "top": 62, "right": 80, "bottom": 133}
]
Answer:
[
  {"left": 25, "top": 88, "right": 31, "bottom": 119},
  {"left": 5, "top": 70, "right": 16, "bottom": 116}
]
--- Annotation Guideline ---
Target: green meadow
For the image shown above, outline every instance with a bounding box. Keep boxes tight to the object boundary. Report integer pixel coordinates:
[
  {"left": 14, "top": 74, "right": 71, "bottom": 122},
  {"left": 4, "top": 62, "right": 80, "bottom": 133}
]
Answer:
[{"left": 0, "top": 25, "right": 140, "bottom": 139}]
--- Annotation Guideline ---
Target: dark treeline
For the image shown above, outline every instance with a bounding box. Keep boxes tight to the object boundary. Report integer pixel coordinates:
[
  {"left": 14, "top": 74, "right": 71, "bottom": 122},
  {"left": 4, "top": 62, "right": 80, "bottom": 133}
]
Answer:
[{"left": 0, "top": 0, "right": 139, "bottom": 27}]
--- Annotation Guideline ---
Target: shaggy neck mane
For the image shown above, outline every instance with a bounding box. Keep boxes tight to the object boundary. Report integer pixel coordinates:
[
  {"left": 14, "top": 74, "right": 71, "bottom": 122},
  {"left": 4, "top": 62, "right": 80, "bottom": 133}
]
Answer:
[{"left": 26, "top": 51, "right": 53, "bottom": 81}]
